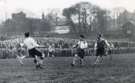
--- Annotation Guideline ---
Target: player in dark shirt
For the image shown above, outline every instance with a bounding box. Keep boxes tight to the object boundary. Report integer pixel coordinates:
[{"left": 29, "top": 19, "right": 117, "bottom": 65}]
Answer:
[{"left": 94, "top": 34, "right": 110, "bottom": 64}]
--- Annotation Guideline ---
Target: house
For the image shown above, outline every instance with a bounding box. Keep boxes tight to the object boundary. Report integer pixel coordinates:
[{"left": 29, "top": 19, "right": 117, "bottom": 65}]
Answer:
[
  {"left": 122, "top": 20, "right": 135, "bottom": 36},
  {"left": 2, "top": 11, "right": 51, "bottom": 36}
]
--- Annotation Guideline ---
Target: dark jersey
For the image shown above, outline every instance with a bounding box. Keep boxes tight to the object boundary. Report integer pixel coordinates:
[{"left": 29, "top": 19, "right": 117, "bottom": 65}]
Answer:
[
  {"left": 97, "top": 40, "right": 106, "bottom": 50},
  {"left": 96, "top": 39, "right": 107, "bottom": 56}
]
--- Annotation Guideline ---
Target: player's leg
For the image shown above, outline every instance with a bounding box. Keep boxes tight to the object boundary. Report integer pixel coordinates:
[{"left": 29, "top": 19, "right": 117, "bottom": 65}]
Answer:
[
  {"left": 94, "top": 49, "right": 98, "bottom": 64},
  {"left": 95, "top": 49, "right": 105, "bottom": 64},
  {"left": 79, "top": 55, "right": 84, "bottom": 65},
  {"left": 28, "top": 49, "right": 40, "bottom": 69},
  {"left": 33, "top": 48, "right": 44, "bottom": 59},
  {"left": 52, "top": 51, "right": 55, "bottom": 57},
  {"left": 77, "top": 49, "right": 81, "bottom": 65},
  {"left": 21, "top": 55, "right": 26, "bottom": 59},
  {"left": 71, "top": 54, "right": 78, "bottom": 66},
  {"left": 100, "top": 50, "right": 107, "bottom": 63},
  {"left": 94, "top": 56, "right": 99, "bottom": 64},
  {"left": 33, "top": 49, "right": 44, "bottom": 69},
  {"left": 42, "top": 52, "right": 45, "bottom": 58},
  {"left": 108, "top": 49, "right": 112, "bottom": 61},
  {"left": 80, "top": 49, "right": 85, "bottom": 65},
  {"left": 35, "top": 55, "right": 44, "bottom": 69},
  {"left": 20, "top": 54, "right": 26, "bottom": 62},
  {"left": 94, "top": 52, "right": 102, "bottom": 64},
  {"left": 16, "top": 51, "right": 26, "bottom": 65},
  {"left": 29, "top": 51, "right": 37, "bottom": 64},
  {"left": 48, "top": 52, "right": 50, "bottom": 57},
  {"left": 50, "top": 52, "right": 53, "bottom": 57},
  {"left": 35, "top": 55, "right": 39, "bottom": 69},
  {"left": 100, "top": 56, "right": 104, "bottom": 63},
  {"left": 17, "top": 55, "right": 24, "bottom": 65}
]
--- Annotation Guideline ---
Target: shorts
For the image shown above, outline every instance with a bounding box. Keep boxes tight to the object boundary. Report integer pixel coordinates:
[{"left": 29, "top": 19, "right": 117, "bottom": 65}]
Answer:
[
  {"left": 96, "top": 48, "right": 106, "bottom": 56},
  {"left": 77, "top": 48, "right": 85, "bottom": 59},
  {"left": 28, "top": 48, "right": 43, "bottom": 59},
  {"left": 48, "top": 51, "right": 54, "bottom": 55}
]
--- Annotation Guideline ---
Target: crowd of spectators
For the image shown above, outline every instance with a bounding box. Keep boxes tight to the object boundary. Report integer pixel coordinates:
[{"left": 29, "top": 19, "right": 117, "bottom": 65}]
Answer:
[{"left": 0, "top": 37, "right": 134, "bottom": 59}]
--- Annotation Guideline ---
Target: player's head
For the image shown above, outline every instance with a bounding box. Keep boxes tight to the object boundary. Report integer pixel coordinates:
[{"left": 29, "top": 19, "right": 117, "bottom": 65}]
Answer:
[
  {"left": 97, "top": 33, "right": 103, "bottom": 40},
  {"left": 24, "top": 32, "right": 30, "bottom": 38},
  {"left": 79, "top": 35, "right": 85, "bottom": 40}
]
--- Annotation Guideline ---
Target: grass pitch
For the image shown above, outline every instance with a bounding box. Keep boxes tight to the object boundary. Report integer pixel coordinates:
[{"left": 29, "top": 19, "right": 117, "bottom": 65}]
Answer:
[{"left": 0, "top": 54, "right": 135, "bottom": 83}]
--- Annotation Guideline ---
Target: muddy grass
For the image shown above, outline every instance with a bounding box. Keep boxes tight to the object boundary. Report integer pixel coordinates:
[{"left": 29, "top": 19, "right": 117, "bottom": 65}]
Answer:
[{"left": 0, "top": 54, "right": 135, "bottom": 83}]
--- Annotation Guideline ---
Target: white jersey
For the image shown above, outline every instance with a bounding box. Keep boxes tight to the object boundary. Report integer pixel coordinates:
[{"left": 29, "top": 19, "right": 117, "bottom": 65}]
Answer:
[
  {"left": 48, "top": 45, "right": 55, "bottom": 52},
  {"left": 23, "top": 37, "right": 39, "bottom": 50},
  {"left": 77, "top": 40, "right": 88, "bottom": 49}
]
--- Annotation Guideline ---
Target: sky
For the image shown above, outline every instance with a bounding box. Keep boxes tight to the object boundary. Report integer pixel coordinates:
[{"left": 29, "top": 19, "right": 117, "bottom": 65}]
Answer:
[{"left": 0, "top": 0, "right": 135, "bottom": 21}]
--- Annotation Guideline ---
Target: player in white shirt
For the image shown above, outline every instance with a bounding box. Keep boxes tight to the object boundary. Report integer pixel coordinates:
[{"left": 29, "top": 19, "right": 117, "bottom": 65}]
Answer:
[
  {"left": 48, "top": 43, "right": 55, "bottom": 57},
  {"left": 22, "top": 32, "right": 44, "bottom": 69},
  {"left": 16, "top": 43, "right": 26, "bottom": 65},
  {"left": 71, "top": 35, "right": 88, "bottom": 66}
]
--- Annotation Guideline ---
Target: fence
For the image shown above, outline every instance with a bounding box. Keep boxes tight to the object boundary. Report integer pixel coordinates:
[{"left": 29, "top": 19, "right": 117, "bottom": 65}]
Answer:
[
  {"left": 0, "top": 37, "right": 135, "bottom": 59},
  {"left": 0, "top": 47, "right": 135, "bottom": 59}
]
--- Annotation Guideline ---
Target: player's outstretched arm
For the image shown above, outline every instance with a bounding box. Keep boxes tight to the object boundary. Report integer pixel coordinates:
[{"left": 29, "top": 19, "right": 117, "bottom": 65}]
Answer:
[{"left": 36, "top": 45, "right": 47, "bottom": 48}]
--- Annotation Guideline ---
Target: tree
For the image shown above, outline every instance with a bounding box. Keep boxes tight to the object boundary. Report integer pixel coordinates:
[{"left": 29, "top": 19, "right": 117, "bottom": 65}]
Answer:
[
  {"left": 62, "top": 2, "right": 108, "bottom": 34},
  {"left": 63, "top": 7, "right": 78, "bottom": 33},
  {"left": 117, "top": 10, "right": 129, "bottom": 28},
  {"left": 95, "top": 9, "right": 108, "bottom": 33}
]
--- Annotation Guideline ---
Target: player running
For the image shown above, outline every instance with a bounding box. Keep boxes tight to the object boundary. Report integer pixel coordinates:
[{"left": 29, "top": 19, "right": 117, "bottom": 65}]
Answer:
[
  {"left": 94, "top": 34, "right": 111, "bottom": 64},
  {"left": 16, "top": 43, "right": 27, "bottom": 65},
  {"left": 21, "top": 32, "right": 44, "bottom": 69},
  {"left": 71, "top": 35, "right": 88, "bottom": 66}
]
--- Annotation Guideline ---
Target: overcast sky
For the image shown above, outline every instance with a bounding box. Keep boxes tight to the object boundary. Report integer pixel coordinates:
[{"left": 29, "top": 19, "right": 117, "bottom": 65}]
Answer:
[{"left": 0, "top": 0, "right": 135, "bottom": 21}]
